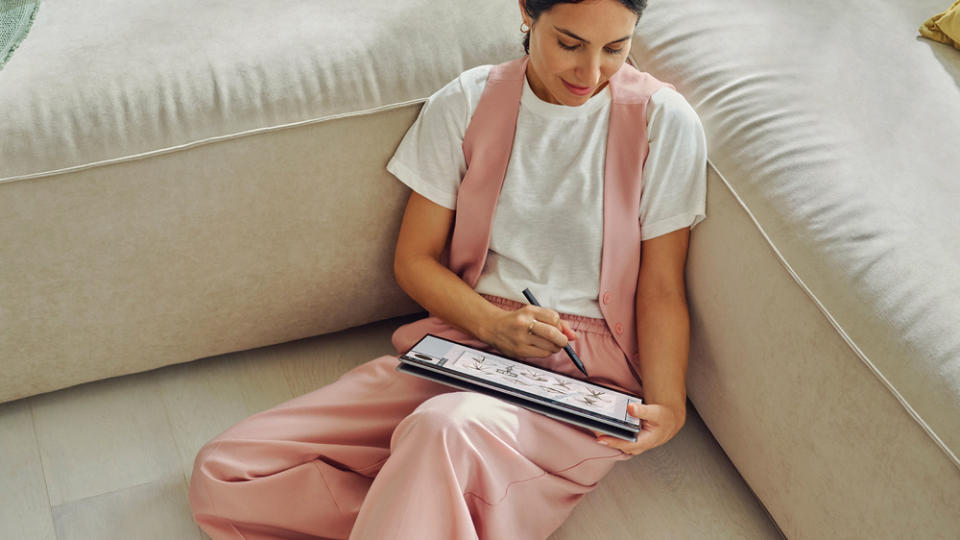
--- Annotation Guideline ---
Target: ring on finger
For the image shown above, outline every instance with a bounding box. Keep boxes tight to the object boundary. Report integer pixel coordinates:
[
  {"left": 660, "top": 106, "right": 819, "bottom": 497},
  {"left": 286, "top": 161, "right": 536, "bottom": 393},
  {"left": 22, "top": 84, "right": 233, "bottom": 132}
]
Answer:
[{"left": 527, "top": 319, "right": 536, "bottom": 335}]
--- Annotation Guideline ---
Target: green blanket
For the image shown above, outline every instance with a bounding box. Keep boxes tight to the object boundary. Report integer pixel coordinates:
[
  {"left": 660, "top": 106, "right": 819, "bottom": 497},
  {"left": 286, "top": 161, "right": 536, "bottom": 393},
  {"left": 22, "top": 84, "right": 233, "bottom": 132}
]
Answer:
[{"left": 1, "top": 0, "right": 40, "bottom": 70}]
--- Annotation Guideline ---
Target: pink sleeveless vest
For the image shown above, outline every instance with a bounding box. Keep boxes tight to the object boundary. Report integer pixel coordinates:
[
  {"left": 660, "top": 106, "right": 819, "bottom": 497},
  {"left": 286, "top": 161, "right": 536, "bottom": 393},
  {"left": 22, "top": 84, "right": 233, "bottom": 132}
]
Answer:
[{"left": 448, "top": 56, "right": 673, "bottom": 363}]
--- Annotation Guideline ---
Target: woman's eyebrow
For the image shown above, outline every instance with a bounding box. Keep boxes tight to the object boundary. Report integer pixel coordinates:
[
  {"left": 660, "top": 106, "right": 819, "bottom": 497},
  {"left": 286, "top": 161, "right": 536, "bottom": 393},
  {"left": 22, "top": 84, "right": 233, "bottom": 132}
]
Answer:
[{"left": 554, "top": 26, "right": 631, "bottom": 45}]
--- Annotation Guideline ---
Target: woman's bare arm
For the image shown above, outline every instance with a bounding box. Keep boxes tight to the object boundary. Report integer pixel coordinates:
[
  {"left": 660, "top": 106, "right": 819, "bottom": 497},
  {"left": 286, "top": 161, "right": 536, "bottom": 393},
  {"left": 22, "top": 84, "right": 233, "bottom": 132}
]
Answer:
[
  {"left": 595, "top": 227, "right": 690, "bottom": 454},
  {"left": 393, "top": 191, "right": 572, "bottom": 357},
  {"left": 633, "top": 227, "right": 690, "bottom": 417},
  {"left": 393, "top": 191, "right": 500, "bottom": 338}
]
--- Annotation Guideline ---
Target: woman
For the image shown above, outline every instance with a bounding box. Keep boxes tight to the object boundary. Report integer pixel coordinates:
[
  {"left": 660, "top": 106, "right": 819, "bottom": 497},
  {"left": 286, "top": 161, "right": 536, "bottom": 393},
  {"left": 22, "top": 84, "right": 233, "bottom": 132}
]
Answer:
[{"left": 189, "top": 0, "right": 706, "bottom": 538}]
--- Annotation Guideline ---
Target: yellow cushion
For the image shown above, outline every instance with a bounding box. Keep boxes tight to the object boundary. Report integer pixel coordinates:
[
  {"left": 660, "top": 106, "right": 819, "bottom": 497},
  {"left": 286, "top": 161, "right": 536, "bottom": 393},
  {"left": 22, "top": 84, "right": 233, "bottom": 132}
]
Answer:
[{"left": 920, "top": 0, "right": 960, "bottom": 49}]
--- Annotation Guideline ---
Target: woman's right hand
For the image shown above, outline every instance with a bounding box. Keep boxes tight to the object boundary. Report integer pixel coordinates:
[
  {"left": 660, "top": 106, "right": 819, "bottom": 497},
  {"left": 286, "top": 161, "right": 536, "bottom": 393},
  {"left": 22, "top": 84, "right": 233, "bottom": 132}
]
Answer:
[
  {"left": 482, "top": 305, "right": 577, "bottom": 359},
  {"left": 394, "top": 192, "right": 581, "bottom": 354}
]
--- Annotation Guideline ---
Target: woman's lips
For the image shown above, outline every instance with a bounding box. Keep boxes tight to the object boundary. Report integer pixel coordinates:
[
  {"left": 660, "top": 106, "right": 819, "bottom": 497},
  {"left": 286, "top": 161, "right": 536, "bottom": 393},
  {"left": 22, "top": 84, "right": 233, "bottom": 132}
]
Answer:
[{"left": 561, "top": 78, "right": 593, "bottom": 96}]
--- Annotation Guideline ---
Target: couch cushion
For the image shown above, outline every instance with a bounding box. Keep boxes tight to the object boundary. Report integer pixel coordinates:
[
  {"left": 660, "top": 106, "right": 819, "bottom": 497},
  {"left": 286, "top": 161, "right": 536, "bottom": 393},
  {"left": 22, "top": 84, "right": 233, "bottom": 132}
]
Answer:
[
  {"left": 631, "top": 0, "right": 960, "bottom": 467},
  {"left": 0, "top": 0, "right": 520, "bottom": 182},
  {"left": 627, "top": 0, "right": 960, "bottom": 536}
]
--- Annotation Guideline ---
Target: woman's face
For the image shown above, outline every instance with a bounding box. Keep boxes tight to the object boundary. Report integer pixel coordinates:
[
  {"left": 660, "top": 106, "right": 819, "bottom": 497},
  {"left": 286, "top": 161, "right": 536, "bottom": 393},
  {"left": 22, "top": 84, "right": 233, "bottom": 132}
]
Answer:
[{"left": 521, "top": 0, "right": 637, "bottom": 106}]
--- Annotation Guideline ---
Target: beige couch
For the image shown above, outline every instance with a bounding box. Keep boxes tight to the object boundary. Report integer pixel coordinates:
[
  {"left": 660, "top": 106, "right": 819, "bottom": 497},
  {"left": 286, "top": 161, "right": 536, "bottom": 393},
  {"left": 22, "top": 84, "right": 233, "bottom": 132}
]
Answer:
[{"left": 2, "top": 0, "right": 958, "bottom": 537}]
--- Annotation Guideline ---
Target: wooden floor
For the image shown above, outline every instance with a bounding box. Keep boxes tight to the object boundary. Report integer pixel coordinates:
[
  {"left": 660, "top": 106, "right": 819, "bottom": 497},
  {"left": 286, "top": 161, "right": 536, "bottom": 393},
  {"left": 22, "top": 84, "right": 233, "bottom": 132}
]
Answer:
[
  {"left": 0, "top": 315, "right": 782, "bottom": 540},
  {"left": 0, "top": 315, "right": 416, "bottom": 540}
]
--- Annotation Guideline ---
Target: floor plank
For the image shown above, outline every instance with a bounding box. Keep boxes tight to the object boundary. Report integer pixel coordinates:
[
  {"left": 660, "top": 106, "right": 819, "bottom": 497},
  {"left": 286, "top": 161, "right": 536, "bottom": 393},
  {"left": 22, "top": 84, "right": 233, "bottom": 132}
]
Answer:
[
  {"left": 0, "top": 400, "right": 57, "bottom": 540},
  {"left": 52, "top": 474, "right": 203, "bottom": 540},
  {"left": 156, "top": 351, "right": 294, "bottom": 484},
  {"left": 30, "top": 372, "right": 183, "bottom": 506}
]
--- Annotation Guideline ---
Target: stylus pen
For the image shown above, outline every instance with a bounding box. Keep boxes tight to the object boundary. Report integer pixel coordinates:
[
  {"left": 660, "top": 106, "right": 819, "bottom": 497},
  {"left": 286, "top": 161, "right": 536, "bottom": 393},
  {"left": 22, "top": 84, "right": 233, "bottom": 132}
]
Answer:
[{"left": 521, "top": 288, "right": 589, "bottom": 377}]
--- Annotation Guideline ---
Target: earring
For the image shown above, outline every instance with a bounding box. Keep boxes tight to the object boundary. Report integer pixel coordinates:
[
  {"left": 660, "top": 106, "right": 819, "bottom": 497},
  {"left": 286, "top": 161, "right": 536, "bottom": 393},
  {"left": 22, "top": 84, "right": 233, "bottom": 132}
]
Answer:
[{"left": 520, "top": 22, "right": 530, "bottom": 33}]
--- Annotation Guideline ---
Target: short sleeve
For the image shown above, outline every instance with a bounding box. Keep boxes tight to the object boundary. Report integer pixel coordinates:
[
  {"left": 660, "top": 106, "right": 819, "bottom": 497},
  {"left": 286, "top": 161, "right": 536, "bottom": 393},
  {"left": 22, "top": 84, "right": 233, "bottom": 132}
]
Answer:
[
  {"left": 386, "top": 66, "right": 489, "bottom": 210},
  {"left": 639, "top": 87, "right": 707, "bottom": 240}
]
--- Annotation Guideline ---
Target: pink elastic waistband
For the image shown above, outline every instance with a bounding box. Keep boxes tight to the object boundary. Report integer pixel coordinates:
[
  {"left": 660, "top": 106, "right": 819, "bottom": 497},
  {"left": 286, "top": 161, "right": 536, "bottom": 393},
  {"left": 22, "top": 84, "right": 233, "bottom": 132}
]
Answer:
[{"left": 480, "top": 294, "right": 610, "bottom": 335}]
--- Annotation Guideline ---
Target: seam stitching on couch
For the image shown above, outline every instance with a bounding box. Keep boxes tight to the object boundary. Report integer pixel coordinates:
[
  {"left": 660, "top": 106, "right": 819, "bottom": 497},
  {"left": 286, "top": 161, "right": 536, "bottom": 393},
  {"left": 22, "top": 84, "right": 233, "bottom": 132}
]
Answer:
[
  {"left": 706, "top": 158, "right": 960, "bottom": 471},
  {"left": 0, "top": 97, "right": 430, "bottom": 186}
]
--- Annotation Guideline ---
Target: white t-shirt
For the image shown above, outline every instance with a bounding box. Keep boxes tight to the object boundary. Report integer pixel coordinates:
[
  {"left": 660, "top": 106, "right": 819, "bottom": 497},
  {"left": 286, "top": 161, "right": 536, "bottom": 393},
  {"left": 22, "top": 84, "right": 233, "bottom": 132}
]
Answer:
[{"left": 387, "top": 64, "right": 706, "bottom": 318}]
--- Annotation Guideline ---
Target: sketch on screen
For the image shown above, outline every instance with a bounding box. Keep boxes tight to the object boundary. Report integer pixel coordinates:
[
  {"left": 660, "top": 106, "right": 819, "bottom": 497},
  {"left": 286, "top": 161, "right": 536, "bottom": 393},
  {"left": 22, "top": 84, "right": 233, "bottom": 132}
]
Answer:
[{"left": 445, "top": 350, "right": 622, "bottom": 418}]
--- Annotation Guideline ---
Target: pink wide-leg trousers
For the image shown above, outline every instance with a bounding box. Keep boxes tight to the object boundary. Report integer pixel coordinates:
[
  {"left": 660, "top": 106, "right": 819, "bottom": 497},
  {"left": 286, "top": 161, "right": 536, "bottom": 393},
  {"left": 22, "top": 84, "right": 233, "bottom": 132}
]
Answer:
[{"left": 189, "top": 295, "right": 643, "bottom": 540}]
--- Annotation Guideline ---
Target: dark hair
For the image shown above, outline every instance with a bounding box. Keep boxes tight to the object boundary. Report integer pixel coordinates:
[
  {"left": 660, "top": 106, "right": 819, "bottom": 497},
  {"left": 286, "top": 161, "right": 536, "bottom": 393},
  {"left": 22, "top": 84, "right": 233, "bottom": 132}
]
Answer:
[{"left": 521, "top": 0, "right": 647, "bottom": 54}]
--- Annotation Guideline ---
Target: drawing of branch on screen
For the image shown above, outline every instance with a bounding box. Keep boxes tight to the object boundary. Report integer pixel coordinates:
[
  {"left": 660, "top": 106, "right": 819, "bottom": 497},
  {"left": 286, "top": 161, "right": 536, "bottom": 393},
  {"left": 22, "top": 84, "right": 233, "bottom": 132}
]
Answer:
[{"left": 449, "top": 350, "right": 618, "bottom": 416}]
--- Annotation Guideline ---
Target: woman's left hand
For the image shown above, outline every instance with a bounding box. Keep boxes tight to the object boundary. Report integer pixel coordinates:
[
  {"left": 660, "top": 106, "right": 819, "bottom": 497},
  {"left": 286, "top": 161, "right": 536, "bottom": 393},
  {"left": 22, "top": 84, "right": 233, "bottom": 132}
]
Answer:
[{"left": 595, "top": 402, "right": 685, "bottom": 456}]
